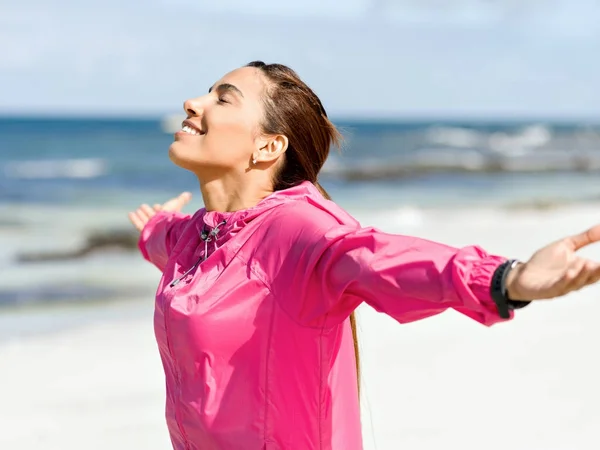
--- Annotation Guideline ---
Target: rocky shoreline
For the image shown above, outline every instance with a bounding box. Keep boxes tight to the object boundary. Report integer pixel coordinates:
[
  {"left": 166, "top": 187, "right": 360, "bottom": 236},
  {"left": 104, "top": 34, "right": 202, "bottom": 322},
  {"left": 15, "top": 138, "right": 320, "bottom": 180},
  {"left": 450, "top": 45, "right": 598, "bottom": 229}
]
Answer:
[
  {"left": 12, "top": 194, "right": 600, "bottom": 265},
  {"left": 16, "top": 229, "right": 139, "bottom": 263}
]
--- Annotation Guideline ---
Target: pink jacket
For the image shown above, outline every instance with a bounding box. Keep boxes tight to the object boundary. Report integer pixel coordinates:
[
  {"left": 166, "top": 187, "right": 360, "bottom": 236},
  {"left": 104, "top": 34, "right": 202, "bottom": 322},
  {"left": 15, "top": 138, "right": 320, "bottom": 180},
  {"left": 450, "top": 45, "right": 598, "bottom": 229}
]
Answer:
[{"left": 139, "top": 181, "right": 513, "bottom": 450}]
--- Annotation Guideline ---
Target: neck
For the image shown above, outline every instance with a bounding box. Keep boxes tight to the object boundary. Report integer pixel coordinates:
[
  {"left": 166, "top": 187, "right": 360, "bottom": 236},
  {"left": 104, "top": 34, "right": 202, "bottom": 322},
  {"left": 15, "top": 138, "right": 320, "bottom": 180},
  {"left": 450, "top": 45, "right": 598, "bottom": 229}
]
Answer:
[{"left": 198, "top": 172, "right": 275, "bottom": 212}]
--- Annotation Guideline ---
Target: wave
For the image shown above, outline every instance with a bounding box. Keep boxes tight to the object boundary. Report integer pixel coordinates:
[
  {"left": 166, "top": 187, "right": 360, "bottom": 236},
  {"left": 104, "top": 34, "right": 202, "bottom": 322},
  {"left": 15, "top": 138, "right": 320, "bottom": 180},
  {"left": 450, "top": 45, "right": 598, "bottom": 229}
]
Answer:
[
  {"left": 322, "top": 144, "right": 600, "bottom": 180},
  {"left": 3, "top": 158, "right": 108, "bottom": 180}
]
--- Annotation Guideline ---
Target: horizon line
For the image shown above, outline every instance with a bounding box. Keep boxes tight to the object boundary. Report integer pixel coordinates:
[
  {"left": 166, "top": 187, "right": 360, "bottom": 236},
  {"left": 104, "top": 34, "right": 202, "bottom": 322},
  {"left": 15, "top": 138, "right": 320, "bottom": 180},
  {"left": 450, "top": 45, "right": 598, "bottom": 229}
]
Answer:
[{"left": 1, "top": 112, "right": 600, "bottom": 125}]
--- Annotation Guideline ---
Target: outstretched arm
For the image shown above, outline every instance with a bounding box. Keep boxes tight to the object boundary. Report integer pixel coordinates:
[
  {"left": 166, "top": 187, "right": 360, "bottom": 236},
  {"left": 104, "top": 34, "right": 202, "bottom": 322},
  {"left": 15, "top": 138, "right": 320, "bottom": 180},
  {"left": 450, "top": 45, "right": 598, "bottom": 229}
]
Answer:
[
  {"left": 271, "top": 210, "right": 600, "bottom": 329},
  {"left": 128, "top": 192, "right": 193, "bottom": 271},
  {"left": 277, "top": 225, "right": 514, "bottom": 327}
]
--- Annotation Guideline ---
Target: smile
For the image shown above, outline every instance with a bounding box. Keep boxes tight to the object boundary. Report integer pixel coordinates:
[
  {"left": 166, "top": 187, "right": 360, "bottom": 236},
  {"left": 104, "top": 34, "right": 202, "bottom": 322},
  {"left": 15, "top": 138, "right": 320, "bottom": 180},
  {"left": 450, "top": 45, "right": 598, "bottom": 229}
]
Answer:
[
  {"left": 179, "top": 120, "right": 205, "bottom": 136},
  {"left": 181, "top": 125, "right": 202, "bottom": 136}
]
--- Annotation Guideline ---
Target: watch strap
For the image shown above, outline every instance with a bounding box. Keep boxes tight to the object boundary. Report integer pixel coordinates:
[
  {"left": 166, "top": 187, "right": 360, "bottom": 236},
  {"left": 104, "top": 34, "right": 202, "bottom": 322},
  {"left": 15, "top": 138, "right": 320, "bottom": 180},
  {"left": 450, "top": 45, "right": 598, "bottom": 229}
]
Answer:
[{"left": 490, "top": 259, "right": 532, "bottom": 318}]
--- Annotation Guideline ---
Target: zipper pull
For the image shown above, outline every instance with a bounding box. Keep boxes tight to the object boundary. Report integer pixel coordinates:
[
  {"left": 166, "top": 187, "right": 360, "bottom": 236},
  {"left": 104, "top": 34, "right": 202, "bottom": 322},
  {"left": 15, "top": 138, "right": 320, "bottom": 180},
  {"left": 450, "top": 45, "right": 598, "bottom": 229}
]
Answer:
[
  {"left": 169, "top": 255, "right": 203, "bottom": 287},
  {"left": 168, "top": 220, "right": 227, "bottom": 287}
]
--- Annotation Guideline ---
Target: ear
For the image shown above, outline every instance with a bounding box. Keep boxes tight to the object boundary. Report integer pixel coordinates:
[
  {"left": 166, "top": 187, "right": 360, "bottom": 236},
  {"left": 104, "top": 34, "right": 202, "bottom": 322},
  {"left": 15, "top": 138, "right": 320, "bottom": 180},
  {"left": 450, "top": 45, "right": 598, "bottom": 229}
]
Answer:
[{"left": 254, "top": 134, "right": 288, "bottom": 164}]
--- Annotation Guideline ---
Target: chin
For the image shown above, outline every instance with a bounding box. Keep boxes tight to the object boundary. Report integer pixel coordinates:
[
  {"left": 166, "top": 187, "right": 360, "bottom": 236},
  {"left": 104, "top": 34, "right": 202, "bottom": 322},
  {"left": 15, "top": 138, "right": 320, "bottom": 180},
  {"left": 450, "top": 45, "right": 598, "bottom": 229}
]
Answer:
[
  {"left": 168, "top": 144, "right": 192, "bottom": 170},
  {"left": 169, "top": 143, "right": 208, "bottom": 175},
  {"left": 167, "top": 144, "right": 181, "bottom": 165}
]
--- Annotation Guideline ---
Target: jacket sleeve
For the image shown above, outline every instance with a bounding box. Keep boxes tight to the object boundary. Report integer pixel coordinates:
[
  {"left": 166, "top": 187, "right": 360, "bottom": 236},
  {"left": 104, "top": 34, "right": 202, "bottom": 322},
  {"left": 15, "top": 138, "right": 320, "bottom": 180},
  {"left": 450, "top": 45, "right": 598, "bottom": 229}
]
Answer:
[
  {"left": 138, "top": 211, "right": 191, "bottom": 272},
  {"left": 273, "top": 223, "right": 513, "bottom": 329}
]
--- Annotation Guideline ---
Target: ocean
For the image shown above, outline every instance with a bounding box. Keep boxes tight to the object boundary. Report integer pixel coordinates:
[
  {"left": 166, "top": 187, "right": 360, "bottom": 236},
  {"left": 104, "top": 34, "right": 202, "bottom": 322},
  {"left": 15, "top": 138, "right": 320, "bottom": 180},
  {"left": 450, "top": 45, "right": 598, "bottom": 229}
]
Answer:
[{"left": 2, "top": 116, "right": 600, "bottom": 335}]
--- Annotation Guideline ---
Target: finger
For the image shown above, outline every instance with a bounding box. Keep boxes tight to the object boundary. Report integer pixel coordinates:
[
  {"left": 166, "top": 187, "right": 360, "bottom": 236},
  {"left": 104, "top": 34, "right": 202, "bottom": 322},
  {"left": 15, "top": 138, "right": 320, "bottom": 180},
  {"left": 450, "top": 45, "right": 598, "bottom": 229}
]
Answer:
[
  {"left": 562, "top": 258, "right": 587, "bottom": 292},
  {"left": 162, "top": 192, "right": 192, "bottom": 212},
  {"left": 177, "top": 191, "right": 192, "bottom": 206},
  {"left": 567, "top": 224, "right": 600, "bottom": 251},
  {"left": 565, "top": 259, "right": 596, "bottom": 292},
  {"left": 585, "top": 265, "right": 600, "bottom": 287},
  {"left": 153, "top": 204, "right": 162, "bottom": 211},
  {"left": 134, "top": 209, "right": 151, "bottom": 225},
  {"left": 134, "top": 207, "right": 150, "bottom": 222},
  {"left": 140, "top": 204, "right": 156, "bottom": 219},
  {"left": 579, "top": 261, "right": 600, "bottom": 287},
  {"left": 128, "top": 211, "right": 145, "bottom": 232}
]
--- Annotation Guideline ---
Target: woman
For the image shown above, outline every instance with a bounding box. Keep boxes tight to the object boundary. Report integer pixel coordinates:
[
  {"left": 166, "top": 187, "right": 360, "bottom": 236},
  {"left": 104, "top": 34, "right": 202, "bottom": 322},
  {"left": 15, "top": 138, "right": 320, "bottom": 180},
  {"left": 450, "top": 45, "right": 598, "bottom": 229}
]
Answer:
[{"left": 129, "top": 61, "right": 600, "bottom": 450}]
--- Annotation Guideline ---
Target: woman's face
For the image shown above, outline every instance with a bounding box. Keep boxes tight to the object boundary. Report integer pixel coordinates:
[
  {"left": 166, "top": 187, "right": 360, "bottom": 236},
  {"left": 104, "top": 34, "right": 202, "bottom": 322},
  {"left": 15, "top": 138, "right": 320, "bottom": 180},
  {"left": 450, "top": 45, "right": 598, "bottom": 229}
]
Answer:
[{"left": 169, "top": 66, "right": 268, "bottom": 176}]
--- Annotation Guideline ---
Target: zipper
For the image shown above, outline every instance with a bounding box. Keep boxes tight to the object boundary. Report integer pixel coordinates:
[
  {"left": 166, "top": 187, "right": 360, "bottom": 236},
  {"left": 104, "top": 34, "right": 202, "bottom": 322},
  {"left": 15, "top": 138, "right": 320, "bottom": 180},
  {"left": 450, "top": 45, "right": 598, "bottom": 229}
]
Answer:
[
  {"left": 163, "top": 219, "right": 227, "bottom": 448},
  {"left": 162, "top": 283, "right": 189, "bottom": 448}
]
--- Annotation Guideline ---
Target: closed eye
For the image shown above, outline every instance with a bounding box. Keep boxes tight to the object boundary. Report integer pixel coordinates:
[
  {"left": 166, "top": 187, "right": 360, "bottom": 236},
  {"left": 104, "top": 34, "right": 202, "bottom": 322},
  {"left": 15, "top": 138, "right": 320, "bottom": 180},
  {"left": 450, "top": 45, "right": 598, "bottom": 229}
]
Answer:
[{"left": 208, "top": 83, "right": 244, "bottom": 103}]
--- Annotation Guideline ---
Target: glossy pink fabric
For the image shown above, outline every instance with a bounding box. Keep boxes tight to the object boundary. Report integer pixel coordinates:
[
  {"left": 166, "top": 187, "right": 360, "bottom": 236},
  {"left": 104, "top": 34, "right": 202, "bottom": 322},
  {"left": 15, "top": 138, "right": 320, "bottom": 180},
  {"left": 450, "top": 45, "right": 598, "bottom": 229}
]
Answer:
[{"left": 139, "top": 181, "right": 512, "bottom": 450}]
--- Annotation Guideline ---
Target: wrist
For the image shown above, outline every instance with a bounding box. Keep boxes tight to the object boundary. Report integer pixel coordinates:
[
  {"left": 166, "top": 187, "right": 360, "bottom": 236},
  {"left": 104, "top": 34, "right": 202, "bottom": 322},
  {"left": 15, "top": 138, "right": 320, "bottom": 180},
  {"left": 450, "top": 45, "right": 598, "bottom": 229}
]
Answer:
[
  {"left": 490, "top": 259, "right": 531, "bottom": 319},
  {"left": 505, "top": 261, "right": 525, "bottom": 301}
]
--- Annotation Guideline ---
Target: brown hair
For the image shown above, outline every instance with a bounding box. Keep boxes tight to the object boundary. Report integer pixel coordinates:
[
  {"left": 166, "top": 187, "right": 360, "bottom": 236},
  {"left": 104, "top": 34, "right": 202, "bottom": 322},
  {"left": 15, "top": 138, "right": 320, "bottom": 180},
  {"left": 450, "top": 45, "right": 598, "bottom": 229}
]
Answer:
[{"left": 246, "top": 61, "right": 360, "bottom": 393}]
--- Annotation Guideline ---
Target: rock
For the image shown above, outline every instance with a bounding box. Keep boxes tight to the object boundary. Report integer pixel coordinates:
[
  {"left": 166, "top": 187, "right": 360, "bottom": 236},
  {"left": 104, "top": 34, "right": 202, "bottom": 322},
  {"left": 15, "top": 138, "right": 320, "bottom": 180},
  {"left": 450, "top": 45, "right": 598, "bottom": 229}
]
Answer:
[
  {"left": 16, "top": 229, "right": 139, "bottom": 263},
  {"left": 0, "top": 219, "right": 26, "bottom": 229}
]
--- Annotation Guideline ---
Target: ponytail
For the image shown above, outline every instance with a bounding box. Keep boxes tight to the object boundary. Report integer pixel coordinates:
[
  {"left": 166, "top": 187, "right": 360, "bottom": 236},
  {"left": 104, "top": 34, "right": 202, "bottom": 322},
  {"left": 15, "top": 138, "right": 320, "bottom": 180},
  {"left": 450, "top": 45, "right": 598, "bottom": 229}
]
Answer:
[
  {"left": 314, "top": 181, "right": 331, "bottom": 200},
  {"left": 314, "top": 180, "right": 361, "bottom": 395},
  {"left": 249, "top": 61, "right": 360, "bottom": 397}
]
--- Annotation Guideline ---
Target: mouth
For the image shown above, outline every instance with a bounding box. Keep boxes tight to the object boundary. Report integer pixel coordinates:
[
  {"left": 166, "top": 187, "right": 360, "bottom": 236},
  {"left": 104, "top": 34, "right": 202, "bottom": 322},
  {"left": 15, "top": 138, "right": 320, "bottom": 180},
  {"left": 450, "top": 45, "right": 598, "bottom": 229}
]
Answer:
[{"left": 179, "top": 120, "right": 205, "bottom": 136}]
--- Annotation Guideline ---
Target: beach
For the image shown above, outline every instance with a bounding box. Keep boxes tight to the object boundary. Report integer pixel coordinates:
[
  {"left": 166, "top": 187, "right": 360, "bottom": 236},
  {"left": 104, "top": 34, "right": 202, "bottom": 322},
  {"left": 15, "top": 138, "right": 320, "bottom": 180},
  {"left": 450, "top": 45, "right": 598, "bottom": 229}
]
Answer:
[
  {"left": 3, "top": 0, "right": 600, "bottom": 446},
  {"left": 3, "top": 204, "right": 600, "bottom": 450}
]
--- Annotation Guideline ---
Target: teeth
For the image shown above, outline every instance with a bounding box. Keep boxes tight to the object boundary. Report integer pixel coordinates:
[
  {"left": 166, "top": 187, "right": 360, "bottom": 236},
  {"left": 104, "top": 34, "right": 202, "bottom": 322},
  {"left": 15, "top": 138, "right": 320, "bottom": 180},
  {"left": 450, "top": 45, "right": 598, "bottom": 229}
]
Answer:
[{"left": 181, "top": 125, "right": 201, "bottom": 135}]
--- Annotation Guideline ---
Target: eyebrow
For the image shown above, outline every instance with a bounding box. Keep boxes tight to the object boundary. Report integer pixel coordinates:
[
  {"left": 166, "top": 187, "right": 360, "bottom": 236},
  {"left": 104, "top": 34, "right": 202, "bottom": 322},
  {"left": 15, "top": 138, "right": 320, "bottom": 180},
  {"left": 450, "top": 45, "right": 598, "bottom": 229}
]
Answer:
[{"left": 208, "top": 83, "right": 244, "bottom": 98}]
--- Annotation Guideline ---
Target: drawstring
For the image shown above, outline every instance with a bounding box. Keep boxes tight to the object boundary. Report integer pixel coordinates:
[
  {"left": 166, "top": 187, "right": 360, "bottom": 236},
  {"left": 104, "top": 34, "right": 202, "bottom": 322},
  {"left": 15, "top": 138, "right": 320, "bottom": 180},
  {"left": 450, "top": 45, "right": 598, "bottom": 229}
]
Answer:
[{"left": 169, "top": 220, "right": 227, "bottom": 287}]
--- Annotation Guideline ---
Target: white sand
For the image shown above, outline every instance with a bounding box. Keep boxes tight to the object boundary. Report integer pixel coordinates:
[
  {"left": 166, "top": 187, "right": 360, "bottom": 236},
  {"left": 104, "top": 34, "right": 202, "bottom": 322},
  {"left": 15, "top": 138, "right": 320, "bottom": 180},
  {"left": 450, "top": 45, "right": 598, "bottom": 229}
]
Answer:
[{"left": 3, "top": 205, "right": 600, "bottom": 450}]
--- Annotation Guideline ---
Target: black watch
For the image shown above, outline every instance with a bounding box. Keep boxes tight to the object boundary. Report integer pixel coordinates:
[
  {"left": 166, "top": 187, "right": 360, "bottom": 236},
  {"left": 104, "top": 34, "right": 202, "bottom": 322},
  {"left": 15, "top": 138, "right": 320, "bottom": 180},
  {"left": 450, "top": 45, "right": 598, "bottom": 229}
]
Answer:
[{"left": 490, "top": 259, "right": 531, "bottom": 319}]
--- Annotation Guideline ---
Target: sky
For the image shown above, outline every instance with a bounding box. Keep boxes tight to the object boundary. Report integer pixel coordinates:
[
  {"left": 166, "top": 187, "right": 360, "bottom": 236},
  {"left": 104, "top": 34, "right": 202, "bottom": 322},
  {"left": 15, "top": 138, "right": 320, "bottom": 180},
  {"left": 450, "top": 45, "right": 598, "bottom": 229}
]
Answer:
[{"left": 1, "top": 0, "right": 600, "bottom": 119}]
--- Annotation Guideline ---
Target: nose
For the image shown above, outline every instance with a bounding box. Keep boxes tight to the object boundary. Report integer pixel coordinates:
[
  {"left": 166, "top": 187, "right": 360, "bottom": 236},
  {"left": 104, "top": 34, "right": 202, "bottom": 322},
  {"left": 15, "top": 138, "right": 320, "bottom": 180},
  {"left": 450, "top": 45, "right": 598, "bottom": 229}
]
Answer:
[{"left": 183, "top": 97, "right": 203, "bottom": 117}]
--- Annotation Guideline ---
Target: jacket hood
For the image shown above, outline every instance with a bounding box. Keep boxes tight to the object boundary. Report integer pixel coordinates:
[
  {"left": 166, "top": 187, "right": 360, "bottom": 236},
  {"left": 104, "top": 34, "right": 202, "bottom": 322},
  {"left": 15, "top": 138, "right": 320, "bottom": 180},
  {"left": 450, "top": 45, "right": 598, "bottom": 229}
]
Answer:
[{"left": 197, "top": 180, "right": 323, "bottom": 235}]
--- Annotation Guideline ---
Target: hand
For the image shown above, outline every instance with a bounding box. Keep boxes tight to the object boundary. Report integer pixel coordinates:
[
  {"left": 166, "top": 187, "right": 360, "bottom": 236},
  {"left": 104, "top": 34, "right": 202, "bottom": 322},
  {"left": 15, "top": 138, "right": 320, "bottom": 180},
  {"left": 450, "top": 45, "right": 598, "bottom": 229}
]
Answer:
[
  {"left": 128, "top": 192, "right": 192, "bottom": 232},
  {"left": 506, "top": 224, "right": 600, "bottom": 301}
]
